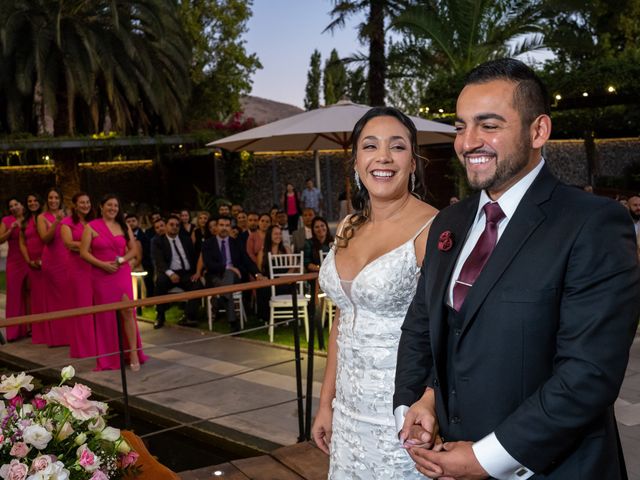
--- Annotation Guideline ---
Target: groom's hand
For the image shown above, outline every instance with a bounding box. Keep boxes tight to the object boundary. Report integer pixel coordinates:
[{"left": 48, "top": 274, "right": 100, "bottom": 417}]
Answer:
[
  {"left": 400, "top": 387, "right": 439, "bottom": 449},
  {"left": 409, "top": 441, "right": 489, "bottom": 480}
]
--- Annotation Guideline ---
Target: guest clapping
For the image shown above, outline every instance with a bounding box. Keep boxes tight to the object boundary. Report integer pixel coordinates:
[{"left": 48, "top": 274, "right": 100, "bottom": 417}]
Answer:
[{"left": 303, "top": 217, "right": 333, "bottom": 272}]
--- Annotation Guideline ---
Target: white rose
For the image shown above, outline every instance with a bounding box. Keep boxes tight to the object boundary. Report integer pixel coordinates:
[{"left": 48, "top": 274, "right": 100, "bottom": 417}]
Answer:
[
  {"left": 98, "top": 426, "right": 120, "bottom": 442},
  {"left": 0, "top": 372, "right": 34, "bottom": 400},
  {"left": 27, "top": 460, "right": 70, "bottom": 480},
  {"left": 87, "top": 417, "right": 105, "bottom": 432},
  {"left": 74, "top": 433, "right": 87, "bottom": 445},
  {"left": 60, "top": 366, "right": 75, "bottom": 382},
  {"left": 55, "top": 422, "right": 74, "bottom": 441},
  {"left": 22, "top": 425, "right": 52, "bottom": 450},
  {"left": 116, "top": 439, "right": 131, "bottom": 454}
]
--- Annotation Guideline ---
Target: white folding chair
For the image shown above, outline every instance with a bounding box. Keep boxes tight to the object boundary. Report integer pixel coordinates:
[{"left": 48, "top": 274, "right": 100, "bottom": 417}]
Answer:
[
  {"left": 206, "top": 292, "right": 246, "bottom": 332},
  {"left": 319, "top": 250, "right": 336, "bottom": 332},
  {"left": 267, "top": 252, "right": 309, "bottom": 343}
]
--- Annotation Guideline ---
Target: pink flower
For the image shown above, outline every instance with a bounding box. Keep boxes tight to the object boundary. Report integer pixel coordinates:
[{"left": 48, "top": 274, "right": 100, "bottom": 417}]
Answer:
[
  {"left": 119, "top": 451, "right": 139, "bottom": 469},
  {"left": 31, "top": 396, "right": 46, "bottom": 410},
  {"left": 8, "top": 396, "right": 23, "bottom": 408},
  {"left": 438, "top": 230, "right": 454, "bottom": 252},
  {"left": 9, "top": 442, "right": 29, "bottom": 458},
  {"left": 0, "top": 459, "right": 28, "bottom": 480},
  {"left": 29, "top": 455, "right": 53, "bottom": 473},
  {"left": 77, "top": 445, "right": 101, "bottom": 472},
  {"left": 89, "top": 471, "right": 109, "bottom": 480},
  {"left": 44, "top": 384, "right": 106, "bottom": 421}
]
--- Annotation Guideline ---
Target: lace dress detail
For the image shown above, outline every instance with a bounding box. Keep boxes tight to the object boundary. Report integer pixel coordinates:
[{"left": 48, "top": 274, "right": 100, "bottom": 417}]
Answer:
[{"left": 319, "top": 218, "right": 433, "bottom": 479}]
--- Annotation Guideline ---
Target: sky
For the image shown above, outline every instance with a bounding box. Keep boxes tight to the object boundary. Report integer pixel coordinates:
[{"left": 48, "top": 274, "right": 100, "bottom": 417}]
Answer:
[
  {"left": 244, "top": 1, "right": 553, "bottom": 109},
  {"left": 245, "top": 0, "right": 365, "bottom": 109}
]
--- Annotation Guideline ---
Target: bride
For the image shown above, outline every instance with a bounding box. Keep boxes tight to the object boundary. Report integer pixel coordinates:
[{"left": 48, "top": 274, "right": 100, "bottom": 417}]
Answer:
[{"left": 311, "top": 107, "right": 438, "bottom": 479}]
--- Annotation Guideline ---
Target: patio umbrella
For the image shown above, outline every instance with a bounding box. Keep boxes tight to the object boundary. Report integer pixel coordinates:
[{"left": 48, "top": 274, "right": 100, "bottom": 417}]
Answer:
[
  {"left": 207, "top": 100, "right": 455, "bottom": 152},
  {"left": 207, "top": 100, "right": 456, "bottom": 213}
]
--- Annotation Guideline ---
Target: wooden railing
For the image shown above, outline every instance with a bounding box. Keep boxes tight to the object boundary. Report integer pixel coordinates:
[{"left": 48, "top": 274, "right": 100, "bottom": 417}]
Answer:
[{"left": 0, "top": 273, "right": 320, "bottom": 441}]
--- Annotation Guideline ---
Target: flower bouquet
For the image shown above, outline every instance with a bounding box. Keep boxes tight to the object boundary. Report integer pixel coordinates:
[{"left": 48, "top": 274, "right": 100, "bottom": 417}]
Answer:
[{"left": 0, "top": 366, "right": 139, "bottom": 480}]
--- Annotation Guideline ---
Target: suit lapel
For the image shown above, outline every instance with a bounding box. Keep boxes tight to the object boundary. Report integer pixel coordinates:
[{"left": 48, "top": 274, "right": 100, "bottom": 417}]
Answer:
[
  {"left": 458, "top": 166, "right": 558, "bottom": 332},
  {"left": 430, "top": 196, "right": 479, "bottom": 369}
]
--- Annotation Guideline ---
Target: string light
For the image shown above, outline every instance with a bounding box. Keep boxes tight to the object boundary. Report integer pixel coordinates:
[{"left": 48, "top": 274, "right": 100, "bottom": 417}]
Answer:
[
  {"left": 582, "top": 92, "right": 589, "bottom": 97},
  {"left": 555, "top": 94, "right": 562, "bottom": 101},
  {"left": 607, "top": 85, "right": 616, "bottom": 93}
]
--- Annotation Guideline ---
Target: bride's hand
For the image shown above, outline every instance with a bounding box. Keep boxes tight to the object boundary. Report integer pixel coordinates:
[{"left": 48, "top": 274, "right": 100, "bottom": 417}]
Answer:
[
  {"left": 400, "top": 388, "right": 439, "bottom": 449},
  {"left": 311, "top": 405, "right": 333, "bottom": 455}
]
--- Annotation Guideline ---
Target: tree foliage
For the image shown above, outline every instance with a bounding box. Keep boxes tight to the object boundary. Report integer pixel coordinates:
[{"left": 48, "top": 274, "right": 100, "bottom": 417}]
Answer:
[
  {"left": 178, "top": 0, "right": 262, "bottom": 124},
  {"left": 325, "top": 0, "right": 409, "bottom": 105},
  {"left": 0, "top": 0, "right": 192, "bottom": 136},
  {"left": 391, "top": 0, "right": 545, "bottom": 114},
  {"left": 304, "top": 50, "right": 323, "bottom": 110},
  {"left": 323, "top": 49, "right": 349, "bottom": 105}
]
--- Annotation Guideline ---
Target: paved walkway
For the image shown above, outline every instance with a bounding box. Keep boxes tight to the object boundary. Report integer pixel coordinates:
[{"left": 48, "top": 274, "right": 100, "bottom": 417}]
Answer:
[{"left": 0, "top": 293, "right": 639, "bottom": 478}]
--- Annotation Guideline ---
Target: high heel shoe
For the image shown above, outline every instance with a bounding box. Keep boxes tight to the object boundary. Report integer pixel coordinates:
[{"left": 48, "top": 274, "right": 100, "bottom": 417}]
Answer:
[{"left": 129, "top": 361, "right": 141, "bottom": 372}]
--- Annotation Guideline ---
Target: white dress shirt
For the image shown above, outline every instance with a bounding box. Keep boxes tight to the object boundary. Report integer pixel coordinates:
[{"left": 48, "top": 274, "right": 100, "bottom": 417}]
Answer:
[
  {"left": 395, "top": 159, "right": 546, "bottom": 480},
  {"left": 166, "top": 235, "right": 190, "bottom": 275}
]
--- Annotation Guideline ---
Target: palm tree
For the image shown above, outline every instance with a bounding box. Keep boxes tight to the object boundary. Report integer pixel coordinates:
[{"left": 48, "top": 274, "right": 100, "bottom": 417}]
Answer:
[
  {"left": 0, "top": 0, "right": 191, "bottom": 135},
  {"left": 393, "top": 0, "right": 545, "bottom": 108},
  {"left": 325, "top": 0, "right": 409, "bottom": 106}
]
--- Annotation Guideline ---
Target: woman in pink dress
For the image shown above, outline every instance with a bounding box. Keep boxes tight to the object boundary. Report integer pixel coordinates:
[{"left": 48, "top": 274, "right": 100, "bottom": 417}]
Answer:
[
  {"left": 80, "top": 194, "right": 146, "bottom": 371},
  {"left": 37, "top": 187, "right": 71, "bottom": 346},
  {"left": 61, "top": 192, "right": 96, "bottom": 358},
  {"left": 18, "top": 194, "right": 46, "bottom": 344},
  {"left": 280, "top": 183, "right": 301, "bottom": 234},
  {"left": 0, "top": 198, "right": 30, "bottom": 341}
]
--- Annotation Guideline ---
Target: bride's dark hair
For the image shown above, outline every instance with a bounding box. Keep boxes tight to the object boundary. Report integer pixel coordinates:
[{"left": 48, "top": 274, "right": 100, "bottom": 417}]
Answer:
[{"left": 335, "top": 107, "right": 428, "bottom": 249}]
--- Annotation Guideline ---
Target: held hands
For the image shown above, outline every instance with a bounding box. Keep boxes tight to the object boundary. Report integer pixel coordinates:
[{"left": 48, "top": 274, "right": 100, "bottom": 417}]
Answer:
[
  {"left": 400, "top": 388, "right": 439, "bottom": 449},
  {"left": 311, "top": 405, "right": 333, "bottom": 455},
  {"left": 408, "top": 441, "right": 489, "bottom": 480},
  {"left": 170, "top": 273, "right": 180, "bottom": 284}
]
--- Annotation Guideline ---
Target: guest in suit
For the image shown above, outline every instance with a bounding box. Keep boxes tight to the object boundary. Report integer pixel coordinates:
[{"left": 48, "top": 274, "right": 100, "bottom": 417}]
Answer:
[
  {"left": 151, "top": 215, "right": 201, "bottom": 328},
  {"left": 292, "top": 208, "right": 315, "bottom": 253},
  {"left": 394, "top": 58, "right": 640, "bottom": 480},
  {"left": 198, "top": 216, "right": 262, "bottom": 331}
]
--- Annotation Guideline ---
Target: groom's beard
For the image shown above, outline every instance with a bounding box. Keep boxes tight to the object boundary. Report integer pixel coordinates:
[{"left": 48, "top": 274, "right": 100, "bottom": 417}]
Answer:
[{"left": 630, "top": 212, "right": 640, "bottom": 222}]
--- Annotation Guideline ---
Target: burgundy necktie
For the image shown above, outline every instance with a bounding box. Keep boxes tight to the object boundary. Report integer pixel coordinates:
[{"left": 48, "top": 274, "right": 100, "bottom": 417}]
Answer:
[{"left": 453, "top": 202, "right": 506, "bottom": 311}]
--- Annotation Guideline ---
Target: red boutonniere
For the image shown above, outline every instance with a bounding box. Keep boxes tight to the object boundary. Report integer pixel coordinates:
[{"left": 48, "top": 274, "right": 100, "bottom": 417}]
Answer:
[{"left": 438, "top": 231, "right": 453, "bottom": 252}]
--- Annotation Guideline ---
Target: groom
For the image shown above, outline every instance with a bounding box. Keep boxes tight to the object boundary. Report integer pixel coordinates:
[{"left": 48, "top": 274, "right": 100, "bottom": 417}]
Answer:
[{"left": 394, "top": 58, "right": 640, "bottom": 480}]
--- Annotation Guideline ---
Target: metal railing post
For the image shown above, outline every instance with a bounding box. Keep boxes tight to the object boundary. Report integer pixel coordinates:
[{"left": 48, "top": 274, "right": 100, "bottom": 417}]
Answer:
[
  {"left": 291, "top": 282, "right": 305, "bottom": 442},
  {"left": 116, "top": 310, "right": 131, "bottom": 429},
  {"left": 305, "top": 296, "right": 318, "bottom": 440}
]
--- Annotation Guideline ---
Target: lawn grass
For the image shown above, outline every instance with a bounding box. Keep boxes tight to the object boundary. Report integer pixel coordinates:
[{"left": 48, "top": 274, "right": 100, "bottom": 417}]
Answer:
[{"left": 139, "top": 304, "right": 330, "bottom": 350}]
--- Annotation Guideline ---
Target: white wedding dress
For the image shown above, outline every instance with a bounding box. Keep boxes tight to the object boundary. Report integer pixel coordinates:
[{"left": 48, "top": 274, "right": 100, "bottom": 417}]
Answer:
[{"left": 319, "top": 219, "right": 433, "bottom": 479}]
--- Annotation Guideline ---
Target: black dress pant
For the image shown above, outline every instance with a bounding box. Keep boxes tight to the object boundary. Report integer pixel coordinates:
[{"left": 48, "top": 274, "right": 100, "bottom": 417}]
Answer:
[{"left": 155, "top": 270, "right": 200, "bottom": 320}]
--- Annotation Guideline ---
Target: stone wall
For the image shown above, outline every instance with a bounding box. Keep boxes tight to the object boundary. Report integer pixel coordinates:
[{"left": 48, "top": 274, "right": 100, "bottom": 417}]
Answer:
[{"left": 545, "top": 138, "right": 640, "bottom": 187}]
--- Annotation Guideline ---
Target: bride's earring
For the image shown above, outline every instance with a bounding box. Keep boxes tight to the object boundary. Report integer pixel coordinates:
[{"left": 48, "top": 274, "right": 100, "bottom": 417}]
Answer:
[
  {"left": 410, "top": 172, "right": 416, "bottom": 192},
  {"left": 354, "top": 170, "right": 361, "bottom": 190}
]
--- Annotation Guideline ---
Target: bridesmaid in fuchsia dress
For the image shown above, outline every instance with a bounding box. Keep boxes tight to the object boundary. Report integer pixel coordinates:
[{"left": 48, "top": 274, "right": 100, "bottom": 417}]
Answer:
[
  {"left": 80, "top": 194, "right": 146, "bottom": 371},
  {"left": 61, "top": 192, "right": 96, "bottom": 359},
  {"left": 37, "top": 187, "right": 72, "bottom": 346},
  {"left": 0, "top": 197, "right": 30, "bottom": 341},
  {"left": 19, "top": 194, "right": 46, "bottom": 344}
]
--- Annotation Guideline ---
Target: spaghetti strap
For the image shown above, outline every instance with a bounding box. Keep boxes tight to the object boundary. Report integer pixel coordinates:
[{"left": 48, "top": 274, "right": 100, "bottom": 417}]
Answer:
[{"left": 411, "top": 216, "right": 435, "bottom": 241}]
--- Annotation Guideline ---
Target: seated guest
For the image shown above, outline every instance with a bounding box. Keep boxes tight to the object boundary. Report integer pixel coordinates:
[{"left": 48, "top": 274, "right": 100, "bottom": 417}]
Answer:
[
  {"left": 230, "top": 225, "right": 240, "bottom": 239},
  {"left": 303, "top": 216, "right": 333, "bottom": 272},
  {"left": 152, "top": 217, "right": 166, "bottom": 237},
  {"left": 246, "top": 212, "right": 259, "bottom": 233},
  {"left": 191, "top": 210, "right": 210, "bottom": 257},
  {"left": 292, "top": 208, "right": 315, "bottom": 253},
  {"left": 199, "top": 216, "right": 262, "bottom": 331},
  {"left": 256, "top": 225, "right": 290, "bottom": 323},
  {"left": 236, "top": 211, "right": 248, "bottom": 234},
  {"left": 151, "top": 215, "right": 200, "bottom": 328},
  {"left": 246, "top": 213, "right": 271, "bottom": 269},
  {"left": 276, "top": 210, "right": 292, "bottom": 250},
  {"left": 206, "top": 217, "right": 218, "bottom": 238},
  {"left": 145, "top": 212, "right": 162, "bottom": 239},
  {"left": 218, "top": 204, "right": 231, "bottom": 217},
  {"left": 179, "top": 209, "right": 193, "bottom": 235},
  {"left": 231, "top": 204, "right": 244, "bottom": 219}
]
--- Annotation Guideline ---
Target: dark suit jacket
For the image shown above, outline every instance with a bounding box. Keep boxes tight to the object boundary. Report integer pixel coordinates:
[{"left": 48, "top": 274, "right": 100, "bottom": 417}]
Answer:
[
  {"left": 133, "top": 228, "right": 153, "bottom": 271},
  {"left": 151, "top": 232, "right": 197, "bottom": 276},
  {"left": 394, "top": 166, "right": 640, "bottom": 479},
  {"left": 201, "top": 236, "right": 258, "bottom": 278}
]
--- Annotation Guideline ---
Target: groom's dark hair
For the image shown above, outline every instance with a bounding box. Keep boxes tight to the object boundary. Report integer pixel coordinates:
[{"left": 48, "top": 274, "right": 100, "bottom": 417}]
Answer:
[{"left": 464, "top": 58, "right": 550, "bottom": 127}]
